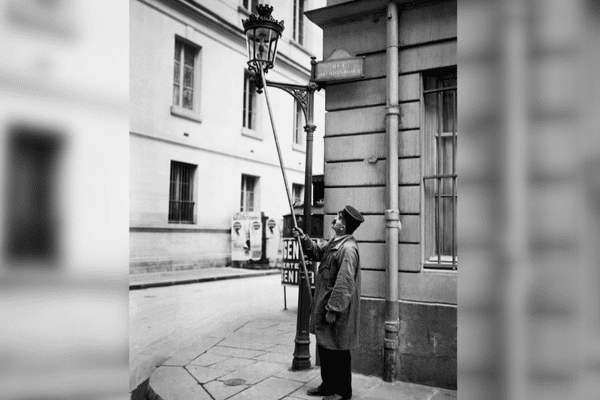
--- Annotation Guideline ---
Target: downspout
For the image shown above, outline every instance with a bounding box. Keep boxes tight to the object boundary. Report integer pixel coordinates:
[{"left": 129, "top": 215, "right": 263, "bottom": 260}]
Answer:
[{"left": 383, "top": 1, "right": 400, "bottom": 383}]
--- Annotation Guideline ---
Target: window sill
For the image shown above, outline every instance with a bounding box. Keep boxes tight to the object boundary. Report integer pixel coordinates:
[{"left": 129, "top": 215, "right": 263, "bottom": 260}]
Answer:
[
  {"left": 423, "top": 263, "right": 457, "bottom": 272},
  {"left": 171, "top": 105, "right": 203, "bottom": 123},
  {"left": 292, "top": 142, "right": 306, "bottom": 153},
  {"left": 241, "top": 127, "right": 263, "bottom": 140},
  {"left": 290, "top": 39, "right": 311, "bottom": 56}
]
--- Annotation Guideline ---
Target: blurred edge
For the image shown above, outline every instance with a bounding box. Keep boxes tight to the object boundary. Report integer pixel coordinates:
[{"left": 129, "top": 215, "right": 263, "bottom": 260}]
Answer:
[
  {"left": 1, "top": 0, "right": 600, "bottom": 399},
  {"left": 458, "top": 0, "right": 600, "bottom": 399},
  {"left": 0, "top": 1, "right": 129, "bottom": 399}
]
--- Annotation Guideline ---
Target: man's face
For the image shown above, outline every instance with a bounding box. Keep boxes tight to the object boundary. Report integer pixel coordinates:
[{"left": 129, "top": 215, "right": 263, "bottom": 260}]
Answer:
[{"left": 331, "top": 212, "right": 346, "bottom": 235}]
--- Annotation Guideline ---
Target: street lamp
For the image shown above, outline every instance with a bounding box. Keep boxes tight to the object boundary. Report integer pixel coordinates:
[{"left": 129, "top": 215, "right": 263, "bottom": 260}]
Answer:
[{"left": 243, "top": 4, "right": 320, "bottom": 371}]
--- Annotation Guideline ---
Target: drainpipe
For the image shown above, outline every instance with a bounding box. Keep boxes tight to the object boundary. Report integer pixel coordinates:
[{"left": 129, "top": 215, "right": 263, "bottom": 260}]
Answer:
[{"left": 383, "top": 1, "right": 400, "bottom": 383}]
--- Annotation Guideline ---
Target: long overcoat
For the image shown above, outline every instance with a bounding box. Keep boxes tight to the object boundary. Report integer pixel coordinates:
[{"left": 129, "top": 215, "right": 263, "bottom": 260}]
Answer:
[{"left": 300, "top": 234, "right": 361, "bottom": 350}]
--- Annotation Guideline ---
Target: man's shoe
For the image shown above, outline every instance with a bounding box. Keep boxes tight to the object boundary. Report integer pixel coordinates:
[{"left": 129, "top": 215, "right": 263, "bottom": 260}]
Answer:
[
  {"left": 323, "top": 395, "right": 350, "bottom": 400},
  {"left": 306, "top": 386, "right": 331, "bottom": 397}
]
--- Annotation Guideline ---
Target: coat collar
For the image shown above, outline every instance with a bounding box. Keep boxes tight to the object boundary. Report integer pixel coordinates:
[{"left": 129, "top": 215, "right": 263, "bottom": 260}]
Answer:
[{"left": 329, "top": 234, "right": 353, "bottom": 250}]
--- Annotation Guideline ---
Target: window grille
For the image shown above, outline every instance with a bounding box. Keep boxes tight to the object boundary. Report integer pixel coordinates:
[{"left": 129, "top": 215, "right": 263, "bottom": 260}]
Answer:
[
  {"left": 173, "top": 39, "right": 197, "bottom": 111},
  {"left": 169, "top": 161, "right": 196, "bottom": 223},
  {"left": 423, "top": 67, "right": 457, "bottom": 269}
]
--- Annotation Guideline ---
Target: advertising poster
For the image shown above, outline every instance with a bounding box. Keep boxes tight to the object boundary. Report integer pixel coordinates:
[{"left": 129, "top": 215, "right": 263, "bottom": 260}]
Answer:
[
  {"left": 248, "top": 219, "right": 263, "bottom": 261},
  {"left": 265, "top": 217, "right": 282, "bottom": 261},
  {"left": 280, "top": 237, "right": 320, "bottom": 288},
  {"left": 231, "top": 217, "right": 250, "bottom": 261}
]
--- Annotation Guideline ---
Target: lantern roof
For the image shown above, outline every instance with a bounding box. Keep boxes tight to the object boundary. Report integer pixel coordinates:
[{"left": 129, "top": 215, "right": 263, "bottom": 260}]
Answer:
[{"left": 242, "top": 4, "right": 285, "bottom": 35}]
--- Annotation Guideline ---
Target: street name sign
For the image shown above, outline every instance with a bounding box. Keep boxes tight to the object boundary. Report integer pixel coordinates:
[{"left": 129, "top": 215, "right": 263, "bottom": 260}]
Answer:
[{"left": 315, "top": 49, "right": 364, "bottom": 83}]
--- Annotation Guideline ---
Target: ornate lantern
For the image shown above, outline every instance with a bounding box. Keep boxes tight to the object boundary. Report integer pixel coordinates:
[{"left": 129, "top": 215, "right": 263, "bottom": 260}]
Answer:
[{"left": 242, "top": 4, "right": 284, "bottom": 73}]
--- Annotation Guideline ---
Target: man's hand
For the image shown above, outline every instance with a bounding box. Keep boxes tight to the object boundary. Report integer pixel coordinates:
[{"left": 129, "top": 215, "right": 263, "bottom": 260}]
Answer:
[
  {"left": 325, "top": 311, "right": 337, "bottom": 324},
  {"left": 292, "top": 227, "right": 305, "bottom": 239}
]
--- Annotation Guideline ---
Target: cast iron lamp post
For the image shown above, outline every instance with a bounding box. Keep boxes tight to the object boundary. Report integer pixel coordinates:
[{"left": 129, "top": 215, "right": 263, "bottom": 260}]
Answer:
[{"left": 243, "top": 4, "right": 321, "bottom": 371}]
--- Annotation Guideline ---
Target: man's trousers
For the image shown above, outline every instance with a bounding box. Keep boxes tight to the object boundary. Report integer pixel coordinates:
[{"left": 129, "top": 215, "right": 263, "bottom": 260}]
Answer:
[{"left": 317, "top": 345, "right": 352, "bottom": 399}]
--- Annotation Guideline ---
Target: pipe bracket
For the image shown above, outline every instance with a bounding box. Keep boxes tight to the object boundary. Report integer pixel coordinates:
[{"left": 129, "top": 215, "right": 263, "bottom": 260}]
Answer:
[
  {"left": 385, "top": 209, "right": 400, "bottom": 229},
  {"left": 385, "top": 106, "right": 400, "bottom": 116},
  {"left": 384, "top": 338, "right": 399, "bottom": 350},
  {"left": 385, "top": 321, "right": 400, "bottom": 333}
]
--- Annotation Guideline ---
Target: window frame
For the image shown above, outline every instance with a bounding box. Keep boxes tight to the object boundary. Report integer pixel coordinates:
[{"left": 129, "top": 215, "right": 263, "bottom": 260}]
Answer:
[
  {"left": 292, "top": 0, "right": 305, "bottom": 46},
  {"left": 171, "top": 36, "right": 202, "bottom": 122},
  {"left": 292, "top": 183, "right": 304, "bottom": 207},
  {"left": 421, "top": 66, "right": 457, "bottom": 271},
  {"left": 240, "top": 174, "right": 259, "bottom": 212},
  {"left": 168, "top": 161, "right": 197, "bottom": 224},
  {"left": 241, "top": 0, "right": 258, "bottom": 14},
  {"left": 242, "top": 69, "right": 257, "bottom": 131},
  {"left": 292, "top": 99, "right": 305, "bottom": 152}
]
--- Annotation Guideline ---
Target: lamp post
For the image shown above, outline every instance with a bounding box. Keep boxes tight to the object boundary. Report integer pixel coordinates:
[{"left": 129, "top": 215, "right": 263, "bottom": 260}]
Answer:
[{"left": 243, "top": 4, "right": 321, "bottom": 371}]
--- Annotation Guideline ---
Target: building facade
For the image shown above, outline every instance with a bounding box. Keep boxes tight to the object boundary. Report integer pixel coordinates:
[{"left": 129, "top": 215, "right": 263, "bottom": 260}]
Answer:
[
  {"left": 130, "top": 0, "right": 325, "bottom": 273},
  {"left": 306, "top": 0, "right": 457, "bottom": 389}
]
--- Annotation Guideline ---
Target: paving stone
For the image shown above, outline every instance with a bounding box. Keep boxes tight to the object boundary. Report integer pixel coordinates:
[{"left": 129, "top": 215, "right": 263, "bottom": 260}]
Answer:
[
  {"left": 207, "top": 346, "right": 265, "bottom": 359},
  {"left": 254, "top": 351, "right": 293, "bottom": 364},
  {"left": 219, "top": 336, "right": 274, "bottom": 351},
  {"left": 185, "top": 365, "right": 229, "bottom": 384},
  {"left": 356, "top": 377, "right": 446, "bottom": 400},
  {"left": 189, "top": 352, "right": 230, "bottom": 367},
  {"left": 227, "top": 377, "right": 304, "bottom": 400},
  {"left": 209, "top": 357, "right": 257, "bottom": 371},
  {"left": 150, "top": 366, "right": 212, "bottom": 400},
  {"left": 217, "top": 361, "right": 288, "bottom": 385},
  {"left": 204, "top": 380, "right": 250, "bottom": 400},
  {"left": 275, "top": 366, "right": 321, "bottom": 383},
  {"left": 429, "top": 388, "right": 458, "bottom": 399},
  {"left": 264, "top": 343, "right": 296, "bottom": 354},
  {"left": 163, "top": 336, "right": 222, "bottom": 366},
  {"left": 288, "top": 385, "right": 317, "bottom": 400}
]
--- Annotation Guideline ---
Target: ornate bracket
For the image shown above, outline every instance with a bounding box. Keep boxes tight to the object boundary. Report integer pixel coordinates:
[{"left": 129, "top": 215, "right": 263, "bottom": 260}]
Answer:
[{"left": 250, "top": 70, "right": 321, "bottom": 123}]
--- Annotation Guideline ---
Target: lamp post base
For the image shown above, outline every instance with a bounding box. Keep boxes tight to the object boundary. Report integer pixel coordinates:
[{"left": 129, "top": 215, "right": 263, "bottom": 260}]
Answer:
[
  {"left": 292, "top": 271, "right": 312, "bottom": 370},
  {"left": 292, "top": 335, "right": 311, "bottom": 370}
]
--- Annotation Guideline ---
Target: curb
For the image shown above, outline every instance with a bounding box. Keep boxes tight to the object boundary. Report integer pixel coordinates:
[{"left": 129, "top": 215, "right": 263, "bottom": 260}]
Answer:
[{"left": 129, "top": 269, "right": 281, "bottom": 290}]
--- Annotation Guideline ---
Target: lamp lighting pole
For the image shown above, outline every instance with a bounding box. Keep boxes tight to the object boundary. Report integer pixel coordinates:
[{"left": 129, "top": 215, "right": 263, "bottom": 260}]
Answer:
[{"left": 242, "top": 4, "right": 321, "bottom": 371}]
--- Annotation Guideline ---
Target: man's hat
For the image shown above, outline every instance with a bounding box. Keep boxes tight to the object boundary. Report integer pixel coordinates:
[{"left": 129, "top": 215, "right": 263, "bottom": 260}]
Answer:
[{"left": 340, "top": 205, "right": 364, "bottom": 232}]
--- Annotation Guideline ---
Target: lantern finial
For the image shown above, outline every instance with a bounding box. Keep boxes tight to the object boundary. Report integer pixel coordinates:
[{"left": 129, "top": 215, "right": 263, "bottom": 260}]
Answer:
[{"left": 242, "top": 4, "right": 285, "bottom": 32}]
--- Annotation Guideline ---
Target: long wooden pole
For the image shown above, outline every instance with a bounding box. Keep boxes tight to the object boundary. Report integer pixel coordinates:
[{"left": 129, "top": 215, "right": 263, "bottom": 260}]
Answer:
[{"left": 257, "top": 64, "right": 313, "bottom": 305}]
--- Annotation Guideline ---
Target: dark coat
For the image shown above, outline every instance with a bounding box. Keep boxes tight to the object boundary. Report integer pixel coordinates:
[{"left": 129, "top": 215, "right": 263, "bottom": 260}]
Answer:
[{"left": 301, "top": 234, "right": 361, "bottom": 350}]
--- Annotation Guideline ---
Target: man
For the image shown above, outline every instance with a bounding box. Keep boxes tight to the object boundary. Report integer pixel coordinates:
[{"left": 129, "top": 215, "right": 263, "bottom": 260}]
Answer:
[{"left": 293, "top": 205, "right": 364, "bottom": 400}]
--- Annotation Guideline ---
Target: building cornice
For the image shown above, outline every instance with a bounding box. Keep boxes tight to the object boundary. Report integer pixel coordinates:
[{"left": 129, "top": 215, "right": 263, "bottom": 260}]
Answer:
[
  {"left": 305, "top": 0, "right": 445, "bottom": 28},
  {"left": 144, "top": 0, "right": 311, "bottom": 78}
]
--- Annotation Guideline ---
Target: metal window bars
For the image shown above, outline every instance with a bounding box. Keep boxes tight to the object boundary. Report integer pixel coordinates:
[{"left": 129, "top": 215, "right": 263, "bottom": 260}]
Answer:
[
  {"left": 169, "top": 161, "right": 195, "bottom": 223},
  {"left": 423, "top": 81, "right": 457, "bottom": 270}
]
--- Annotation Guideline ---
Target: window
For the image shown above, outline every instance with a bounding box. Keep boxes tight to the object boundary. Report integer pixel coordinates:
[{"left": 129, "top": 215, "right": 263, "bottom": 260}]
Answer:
[
  {"left": 243, "top": 70, "right": 257, "bottom": 130},
  {"left": 169, "top": 161, "right": 196, "bottom": 223},
  {"left": 241, "top": 174, "right": 258, "bottom": 212},
  {"left": 293, "top": 100, "right": 304, "bottom": 146},
  {"left": 242, "top": 0, "right": 258, "bottom": 13},
  {"left": 292, "top": 0, "right": 305, "bottom": 45},
  {"left": 4, "top": 127, "right": 62, "bottom": 266},
  {"left": 292, "top": 183, "right": 304, "bottom": 207},
  {"left": 423, "top": 67, "right": 457, "bottom": 269},
  {"left": 173, "top": 38, "right": 198, "bottom": 111}
]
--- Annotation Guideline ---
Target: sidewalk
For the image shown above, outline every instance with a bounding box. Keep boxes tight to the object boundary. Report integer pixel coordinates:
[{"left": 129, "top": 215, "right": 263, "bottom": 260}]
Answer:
[
  {"left": 129, "top": 267, "right": 280, "bottom": 290},
  {"left": 140, "top": 311, "right": 456, "bottom": 400}
]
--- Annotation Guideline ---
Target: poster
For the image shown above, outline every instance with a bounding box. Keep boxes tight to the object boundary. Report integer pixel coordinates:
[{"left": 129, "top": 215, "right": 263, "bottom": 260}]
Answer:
[
  {"left": 231, "top": 212, "right": 262, "bottom": 261},
  {"left": 265, "top": 217, "right": 282, "bottom": 261}
]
